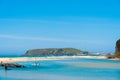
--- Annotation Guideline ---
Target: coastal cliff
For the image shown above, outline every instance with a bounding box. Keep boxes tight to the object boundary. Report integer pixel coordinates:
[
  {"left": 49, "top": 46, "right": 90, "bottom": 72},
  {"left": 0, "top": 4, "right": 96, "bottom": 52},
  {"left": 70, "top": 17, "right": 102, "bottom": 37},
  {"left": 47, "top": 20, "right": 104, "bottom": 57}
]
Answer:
[
  {"left": 115, "top": 39, "right": 120, "bottom": 58},
  {"left": 22, "top": 48, "right": 88, "bottom": 57}
]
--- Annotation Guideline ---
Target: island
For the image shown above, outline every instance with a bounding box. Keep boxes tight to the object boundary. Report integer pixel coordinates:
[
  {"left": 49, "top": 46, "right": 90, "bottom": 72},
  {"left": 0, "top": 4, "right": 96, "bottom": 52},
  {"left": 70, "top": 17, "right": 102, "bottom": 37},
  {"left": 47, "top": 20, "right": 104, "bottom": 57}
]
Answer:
[{"left": 22, "top": 48, "right": 89, "bottom": 57}]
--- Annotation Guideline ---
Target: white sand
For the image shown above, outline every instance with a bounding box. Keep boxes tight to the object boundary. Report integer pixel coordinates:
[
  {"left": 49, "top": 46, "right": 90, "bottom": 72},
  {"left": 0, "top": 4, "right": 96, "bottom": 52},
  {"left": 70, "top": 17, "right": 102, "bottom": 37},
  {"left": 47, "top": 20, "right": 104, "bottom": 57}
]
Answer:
[
  {"left": 0, "top": 56, "right": 108, "bottom": 63},
  {"left": 0, "top": 57, "right": 63, "bottom": 63}
]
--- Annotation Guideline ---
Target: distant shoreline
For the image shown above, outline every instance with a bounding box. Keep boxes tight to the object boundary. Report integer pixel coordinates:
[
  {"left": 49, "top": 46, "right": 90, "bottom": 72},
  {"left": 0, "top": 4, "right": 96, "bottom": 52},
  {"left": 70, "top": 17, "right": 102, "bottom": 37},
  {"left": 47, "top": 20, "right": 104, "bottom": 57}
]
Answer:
[{"left": 0, "top": 56, "right": 119, "bottom": 63}]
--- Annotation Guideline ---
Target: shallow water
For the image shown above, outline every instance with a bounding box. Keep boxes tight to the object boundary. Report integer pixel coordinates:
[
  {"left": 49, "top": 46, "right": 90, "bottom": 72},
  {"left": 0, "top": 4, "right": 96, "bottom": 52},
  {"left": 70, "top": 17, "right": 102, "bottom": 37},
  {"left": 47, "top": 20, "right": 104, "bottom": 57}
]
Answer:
[{"left": 0, "top": 58, "right": 120, "bottom": 80}]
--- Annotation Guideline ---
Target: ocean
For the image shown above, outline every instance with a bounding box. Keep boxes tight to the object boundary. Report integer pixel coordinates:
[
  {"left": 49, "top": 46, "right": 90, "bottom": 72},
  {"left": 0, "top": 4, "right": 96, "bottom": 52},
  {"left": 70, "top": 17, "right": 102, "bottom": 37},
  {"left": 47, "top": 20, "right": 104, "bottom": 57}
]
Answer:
[{"left": 0, "top": 57, "right": 120, "bottom": 80}]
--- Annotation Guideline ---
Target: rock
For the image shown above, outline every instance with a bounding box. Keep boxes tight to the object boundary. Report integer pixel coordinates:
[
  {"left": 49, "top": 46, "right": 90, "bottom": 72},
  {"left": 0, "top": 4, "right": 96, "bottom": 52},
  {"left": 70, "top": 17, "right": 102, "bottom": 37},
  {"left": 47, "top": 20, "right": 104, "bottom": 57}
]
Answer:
[
  {"left": 0, "top": 63, "right": 26, "bottom": 68},
  {"left": 116, "top": 39, "right": 120, "bottom": 52},
  {"left": 115, "top": 39, "right": 120, "bottom": 58}
]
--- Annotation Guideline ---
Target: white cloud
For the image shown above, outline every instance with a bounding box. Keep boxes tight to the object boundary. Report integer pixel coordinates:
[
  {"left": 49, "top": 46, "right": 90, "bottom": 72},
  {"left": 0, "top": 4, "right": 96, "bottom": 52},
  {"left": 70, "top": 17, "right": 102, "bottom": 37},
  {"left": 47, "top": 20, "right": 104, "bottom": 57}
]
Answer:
[
  {"left": 0, "top": 34, "right": 107, "bottom": 44},
  {"left": 0, "top": 34, "right": 80, "bottom": 43}
]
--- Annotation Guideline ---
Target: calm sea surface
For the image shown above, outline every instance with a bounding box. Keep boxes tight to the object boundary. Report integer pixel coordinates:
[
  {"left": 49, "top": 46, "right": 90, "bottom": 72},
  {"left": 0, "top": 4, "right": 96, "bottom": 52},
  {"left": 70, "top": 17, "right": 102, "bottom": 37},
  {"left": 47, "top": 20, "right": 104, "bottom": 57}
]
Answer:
[{"left": 0, "top": 57, "right": 120, "bottom": 80}]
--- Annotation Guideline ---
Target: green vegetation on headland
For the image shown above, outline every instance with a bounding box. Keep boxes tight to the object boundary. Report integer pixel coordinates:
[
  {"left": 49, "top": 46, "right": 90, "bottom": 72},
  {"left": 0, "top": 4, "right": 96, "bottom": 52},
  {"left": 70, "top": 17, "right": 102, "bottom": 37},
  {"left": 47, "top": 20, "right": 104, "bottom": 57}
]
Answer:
[
  {"left": 106, "top": 39, "right": 120, "bottom": 59},
  {"left": 22, "top": 48, "right": 89, "bottom": 57},
  {"left": 114, "top": 39, "right": 120, "bottom": 58},
  {"left": 21, "top": 39, "right": 120, "bottom": 60}
]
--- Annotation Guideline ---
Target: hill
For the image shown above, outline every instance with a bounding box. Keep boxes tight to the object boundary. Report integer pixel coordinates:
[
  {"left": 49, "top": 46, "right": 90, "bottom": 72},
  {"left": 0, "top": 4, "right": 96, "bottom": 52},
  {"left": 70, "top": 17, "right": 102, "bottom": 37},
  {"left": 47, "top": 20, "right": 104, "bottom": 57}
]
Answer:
[
  {"left": 22, "top": 48, "right": 89, "bottom": 57},
  {"left": 115, "top": 39, "right": 120, "bottom": 58}
]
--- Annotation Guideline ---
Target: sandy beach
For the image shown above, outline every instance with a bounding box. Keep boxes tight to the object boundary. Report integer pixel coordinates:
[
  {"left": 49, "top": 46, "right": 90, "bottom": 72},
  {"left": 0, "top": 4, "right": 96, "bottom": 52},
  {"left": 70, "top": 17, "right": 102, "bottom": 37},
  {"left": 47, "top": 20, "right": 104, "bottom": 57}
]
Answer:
[
  {"left": 0, "top": 57, "right": 64, "bottom": 63},
  {"left": 0, "top": 56, "right": 120, "bottom": 80},
  {"left": 0, "top": 56, "right": 108, "bottom": 63}
]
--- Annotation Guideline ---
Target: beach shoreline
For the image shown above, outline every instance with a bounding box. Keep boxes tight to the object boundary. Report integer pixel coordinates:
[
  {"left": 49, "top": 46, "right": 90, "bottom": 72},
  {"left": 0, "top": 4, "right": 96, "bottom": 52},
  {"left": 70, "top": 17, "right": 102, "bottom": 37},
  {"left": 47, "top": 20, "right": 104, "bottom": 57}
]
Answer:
[{"left": 0, "top": 56, "right": 110, "bottom": 63}]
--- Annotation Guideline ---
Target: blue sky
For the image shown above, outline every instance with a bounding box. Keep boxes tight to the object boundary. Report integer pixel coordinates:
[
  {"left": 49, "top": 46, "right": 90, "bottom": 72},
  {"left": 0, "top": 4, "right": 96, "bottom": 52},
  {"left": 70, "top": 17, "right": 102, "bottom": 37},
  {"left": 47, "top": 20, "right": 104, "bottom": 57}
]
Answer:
[{"left": 0, "top": 0, "right": 120, "bottom": 55}]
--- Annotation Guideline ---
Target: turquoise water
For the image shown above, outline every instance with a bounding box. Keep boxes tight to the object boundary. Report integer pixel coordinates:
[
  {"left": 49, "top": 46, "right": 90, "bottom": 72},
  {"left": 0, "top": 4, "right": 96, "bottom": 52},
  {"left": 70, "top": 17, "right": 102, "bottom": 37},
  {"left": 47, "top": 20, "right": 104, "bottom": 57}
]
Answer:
[{"left": 0, "top": 58, "right": 120, "bottom": 80}]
